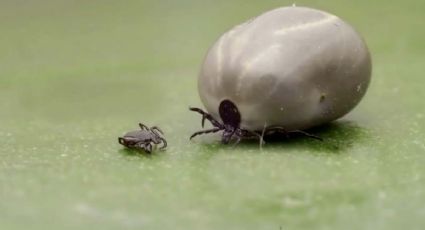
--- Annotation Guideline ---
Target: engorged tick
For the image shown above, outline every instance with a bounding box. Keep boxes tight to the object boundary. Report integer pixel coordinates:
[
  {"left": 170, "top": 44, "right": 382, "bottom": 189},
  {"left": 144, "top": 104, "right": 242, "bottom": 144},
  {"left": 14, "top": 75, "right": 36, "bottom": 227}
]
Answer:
[
  {"left": 118, "top": 123, "right": 167, "bottom": 153},
  {"left": 189, "top": 99, "right": 323, "bottom": 145},
  {"left": 196, "top": 7, "right": 371, "bottom": 132}
]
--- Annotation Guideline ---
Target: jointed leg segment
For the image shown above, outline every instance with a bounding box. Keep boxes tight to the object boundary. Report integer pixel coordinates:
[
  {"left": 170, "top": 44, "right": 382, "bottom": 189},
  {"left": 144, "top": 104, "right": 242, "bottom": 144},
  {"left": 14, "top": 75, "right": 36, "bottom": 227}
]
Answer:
[
  {"left": 139, "top": 123, "right": 149, "bottom": 130},
  {"left": 190, "top": 128, "right": 221, "bottom": 140},
  {"left": 189, "top": 107, "right": 223, "bottom": 128}
]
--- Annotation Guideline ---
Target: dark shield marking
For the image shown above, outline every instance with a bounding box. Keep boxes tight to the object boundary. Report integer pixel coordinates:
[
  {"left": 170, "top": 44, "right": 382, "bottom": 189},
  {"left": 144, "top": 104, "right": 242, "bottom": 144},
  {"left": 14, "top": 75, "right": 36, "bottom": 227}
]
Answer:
[{"left": 219, "top": 99, "right": 241, "bottom": 127}]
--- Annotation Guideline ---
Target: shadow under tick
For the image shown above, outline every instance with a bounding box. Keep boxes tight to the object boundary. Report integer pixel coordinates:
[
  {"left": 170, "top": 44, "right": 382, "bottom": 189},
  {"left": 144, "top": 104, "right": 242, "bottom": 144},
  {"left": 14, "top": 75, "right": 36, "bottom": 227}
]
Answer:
[
  {"left": 118, "top": 148, "right": 155, "bottom": 159},
  {"left": 260, "top": 120, "right": 371, "bottom": 153},
  {"left": 195, "top": 120, "right": 370, "bottom": 154}
]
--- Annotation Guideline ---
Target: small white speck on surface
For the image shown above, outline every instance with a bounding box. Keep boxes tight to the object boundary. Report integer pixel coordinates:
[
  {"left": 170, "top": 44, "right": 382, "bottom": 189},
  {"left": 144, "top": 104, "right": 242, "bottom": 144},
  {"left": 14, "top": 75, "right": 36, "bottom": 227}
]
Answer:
[
  {"left": 392, "top": 87, "right": 400, "bottom": 93},
  {"left": 357, "top": 84, "right": 362, "bottom": 92},
  {"left": 282, "top": 195, "right": 310, "bottom": 208},
  {"left": 61, "top": 154, "right": 68, "bottom": 157},
  {"left": 412, "top": 139, "right": 425, "bottom": 150},
  {"left": 378, "top": 191, "right": 387, "bottom": 200},
  {"left": 280, "top": 107, "right": 284, "bottom": 111},
  {"left": 292, "top": 3, "right": 297, "bottom": 7},
  {"left": 75, "top": 202, "right": 102, "bottom": 218}
]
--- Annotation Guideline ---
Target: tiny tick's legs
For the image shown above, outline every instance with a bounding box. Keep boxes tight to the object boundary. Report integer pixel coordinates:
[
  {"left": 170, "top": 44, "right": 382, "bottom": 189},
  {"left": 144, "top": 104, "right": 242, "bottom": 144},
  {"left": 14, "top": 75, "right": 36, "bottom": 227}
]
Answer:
[
  {"left": 151, "top": 126, "right": 164, "bottom": 134},
  {"left": 189, "top": 107, "right": 223, "bottom": 128},
  {"left": 151, "top": 129, "right": 164, "bottom": 139},
  {"left": 136, "top": 142, "right": 145, "bottom": 149},
  {"left": 118, "top": 137, "right": 125, "bottom": 145},
  {"left": 139, "top": 123, "right": 149, "bottom": 130},
  {"left": 151, "top": 129, "right": 166, "bottom": 150},
  {"left": 158, "top": 137, "right": 167, "bottom": 150},
  {"left": 144, "top": 143, "right": 153, "bottom": 153},
  {"left": 190, "top": 128, "right": 221, "bottom": 140}
]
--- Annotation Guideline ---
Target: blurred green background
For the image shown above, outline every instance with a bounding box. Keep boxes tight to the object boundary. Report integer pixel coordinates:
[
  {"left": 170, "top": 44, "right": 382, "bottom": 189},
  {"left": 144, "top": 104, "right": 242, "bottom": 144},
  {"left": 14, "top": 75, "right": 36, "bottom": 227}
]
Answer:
[{"left": 1, "top": 0, "right": 425, "bottom": 229}]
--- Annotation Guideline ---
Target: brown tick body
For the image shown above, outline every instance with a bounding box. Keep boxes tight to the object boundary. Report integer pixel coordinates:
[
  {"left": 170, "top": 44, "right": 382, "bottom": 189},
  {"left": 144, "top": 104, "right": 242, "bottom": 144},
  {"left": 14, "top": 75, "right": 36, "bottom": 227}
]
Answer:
[{"left": 118, "top": 123, "right": 167, "bottom": 153}]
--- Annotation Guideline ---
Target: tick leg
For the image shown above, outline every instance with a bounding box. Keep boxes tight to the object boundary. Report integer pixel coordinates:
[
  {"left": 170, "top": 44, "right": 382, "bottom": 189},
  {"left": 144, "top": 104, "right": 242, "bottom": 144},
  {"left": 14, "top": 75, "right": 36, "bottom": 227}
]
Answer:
[
  {"left": 244, "top": 129, "right": 263, "bottom": 139},
  {"left": 158, "top": 137, "right": 167, "bottom": 150},
  {"left": 288, "top": 130, "right": 323, "bottom": 141},
  {"left": 265, "top": 126, "right": 323, "bottom": 141},
  {"left": 151, "top": 126, "right": 164, "bottom": 134},
  {"left": 241, "top": 129, "right": 265, "bottom": 148},
  {"left": 150, "top": 129, "right": 166, "bottom": 150},
  {"left": 263, "top": 126, "right": 290, "bottom": 138},
  {"left": 190, "top": 128, "right": 221, "bottom": 140},
  {"left": 142, "top": 143, "right": 152, "bottom": 153},
  {"left": 189, "top": 107, "right": 223, "bottom": 128},
  {"left": 139, "top": 123, "right": 149, "bottom": 130},
  {"left": 151, "top": 129, "right": 164, "bottom": 139}
]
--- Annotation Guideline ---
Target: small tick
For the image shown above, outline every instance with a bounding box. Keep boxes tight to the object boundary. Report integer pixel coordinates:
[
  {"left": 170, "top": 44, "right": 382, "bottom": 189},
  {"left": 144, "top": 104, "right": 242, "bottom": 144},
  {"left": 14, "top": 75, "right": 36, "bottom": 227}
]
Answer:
[
  {"left": 118, "top": 123, "right": 167, "bottom": 153},
  {"left": 190, "top": 100, "right": 322, "bottom": 145}
]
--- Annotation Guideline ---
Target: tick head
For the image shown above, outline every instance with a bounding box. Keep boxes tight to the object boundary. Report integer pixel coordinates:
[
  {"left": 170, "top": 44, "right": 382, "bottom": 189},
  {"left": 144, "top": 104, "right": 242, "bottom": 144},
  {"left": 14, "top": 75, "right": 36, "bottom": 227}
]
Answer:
[
  {"left": 219, "top": 99, "right": 241, "bottom": 129},
  {"left": 119, "top": 136, "right": 133, "bottom": 146}
]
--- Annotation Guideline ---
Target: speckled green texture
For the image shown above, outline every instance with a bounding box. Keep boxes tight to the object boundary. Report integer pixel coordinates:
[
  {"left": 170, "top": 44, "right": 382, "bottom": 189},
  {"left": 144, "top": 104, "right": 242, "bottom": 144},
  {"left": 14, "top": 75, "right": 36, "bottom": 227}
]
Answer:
[{"left": 1, "top": 1, "right": 425, "bottom": 230}]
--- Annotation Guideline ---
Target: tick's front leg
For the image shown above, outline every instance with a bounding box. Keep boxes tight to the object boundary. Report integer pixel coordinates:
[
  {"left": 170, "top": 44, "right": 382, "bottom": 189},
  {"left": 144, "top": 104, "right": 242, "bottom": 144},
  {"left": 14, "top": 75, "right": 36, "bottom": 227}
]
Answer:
[
  {"left": 151, "top": 126, "right": 164, "bottom": 134},
  {"left": 190, "top": 128, "right": 221, "bottom": 140},
  {"left": 189, "top": 107, "right": 223, "bottom": 128}
]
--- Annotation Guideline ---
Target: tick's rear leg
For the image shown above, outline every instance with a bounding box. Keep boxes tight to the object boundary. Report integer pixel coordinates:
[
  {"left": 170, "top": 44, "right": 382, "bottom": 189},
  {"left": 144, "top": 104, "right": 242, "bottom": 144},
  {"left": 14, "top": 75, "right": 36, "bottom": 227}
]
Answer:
[
  {"left": 158, "top": 137, "right": 167, "bottom": 150},
  {"left": 139, "top": 123, "right": 149, "bottom": 130},
  {"left": 288, "top": 130, "right": 323, "bottom": 141}
]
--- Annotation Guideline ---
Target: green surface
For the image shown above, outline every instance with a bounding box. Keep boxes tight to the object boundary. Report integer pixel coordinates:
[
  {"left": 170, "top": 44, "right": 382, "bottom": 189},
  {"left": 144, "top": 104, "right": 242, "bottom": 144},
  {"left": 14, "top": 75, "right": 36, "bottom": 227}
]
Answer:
[{"left": 1, "top": 0, "right": 425, "bottom": 229}]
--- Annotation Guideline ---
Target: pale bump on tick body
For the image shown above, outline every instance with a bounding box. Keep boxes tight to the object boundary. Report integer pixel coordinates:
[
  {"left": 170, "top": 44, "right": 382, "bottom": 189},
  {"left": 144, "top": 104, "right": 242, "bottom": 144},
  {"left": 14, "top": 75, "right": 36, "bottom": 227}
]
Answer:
[{"left": 198, "top": 6, "right": 372, "bottom": 131}]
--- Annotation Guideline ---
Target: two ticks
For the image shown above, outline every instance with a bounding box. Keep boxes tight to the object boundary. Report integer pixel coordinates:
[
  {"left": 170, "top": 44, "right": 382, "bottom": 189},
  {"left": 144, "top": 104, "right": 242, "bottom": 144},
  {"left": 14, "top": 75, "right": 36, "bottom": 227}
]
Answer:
[{"left": 118, "top": 6, "right": 372, "bottom": 150}]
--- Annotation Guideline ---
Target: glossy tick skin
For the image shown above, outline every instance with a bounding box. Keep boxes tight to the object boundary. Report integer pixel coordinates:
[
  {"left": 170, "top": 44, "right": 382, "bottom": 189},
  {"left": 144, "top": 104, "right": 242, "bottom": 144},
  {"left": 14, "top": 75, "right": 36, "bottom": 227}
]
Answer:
[
  {"left": 190, "top": 99, "right": 322, "bottom": 145},
  {"left": 118, "top": 123, "right": 167, "bottom": 153},
  {"left": 198, "top": 6, "right": 372, "bottom": 132}
]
